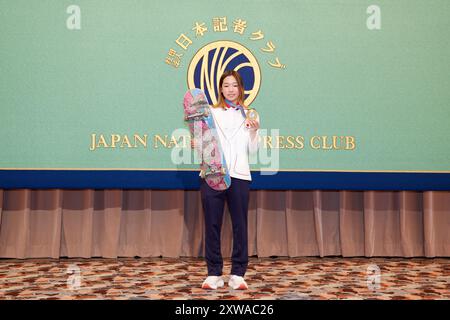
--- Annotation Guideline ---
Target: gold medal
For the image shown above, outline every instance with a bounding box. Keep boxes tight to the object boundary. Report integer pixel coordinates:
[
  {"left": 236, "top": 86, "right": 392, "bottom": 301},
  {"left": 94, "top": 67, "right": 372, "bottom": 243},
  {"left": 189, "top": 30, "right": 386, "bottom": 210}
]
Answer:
[
  {"left": 245, "top": 108, "right": 259, "bottom": 129},
  {"left": 246, "top": 108, "right": 259, "bottom": 121}
]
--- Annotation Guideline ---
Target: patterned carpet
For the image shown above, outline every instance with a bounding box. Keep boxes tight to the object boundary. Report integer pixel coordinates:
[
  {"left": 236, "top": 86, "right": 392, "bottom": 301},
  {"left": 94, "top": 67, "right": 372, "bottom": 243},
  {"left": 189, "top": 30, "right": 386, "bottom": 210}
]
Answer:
[{"left": 0, "top": 257, "right": 448, "bottom": 300}]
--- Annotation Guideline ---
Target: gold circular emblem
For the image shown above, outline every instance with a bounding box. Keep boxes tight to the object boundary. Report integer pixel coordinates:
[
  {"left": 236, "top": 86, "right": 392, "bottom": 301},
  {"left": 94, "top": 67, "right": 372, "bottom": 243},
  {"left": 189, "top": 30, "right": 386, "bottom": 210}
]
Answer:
[{"left": 187, "top": 40, "right": 261, "bottom": 106}]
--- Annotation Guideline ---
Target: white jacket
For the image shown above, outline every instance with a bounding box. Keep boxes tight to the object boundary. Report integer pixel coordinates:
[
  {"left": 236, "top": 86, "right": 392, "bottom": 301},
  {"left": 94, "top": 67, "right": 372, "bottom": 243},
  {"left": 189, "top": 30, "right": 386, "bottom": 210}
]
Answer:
[{"left": 206, "top": 105, "right": 260, "bottom": 181}]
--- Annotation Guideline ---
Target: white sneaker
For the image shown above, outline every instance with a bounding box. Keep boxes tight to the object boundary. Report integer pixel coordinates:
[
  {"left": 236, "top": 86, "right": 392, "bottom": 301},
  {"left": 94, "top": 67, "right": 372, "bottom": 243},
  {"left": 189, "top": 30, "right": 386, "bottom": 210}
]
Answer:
[
  {"left": 228, "top": 275, "right": 248, "bottom": 290},
  {"left": 202, "top": 276, "right": 224, "bottom": 290}
]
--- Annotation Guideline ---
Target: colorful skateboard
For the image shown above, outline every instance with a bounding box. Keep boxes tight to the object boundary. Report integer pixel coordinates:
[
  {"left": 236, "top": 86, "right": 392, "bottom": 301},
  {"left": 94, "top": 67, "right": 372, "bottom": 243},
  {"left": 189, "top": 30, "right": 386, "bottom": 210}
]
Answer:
[{"left": 183, "top": 88, "right": 231, "bottom": 191}]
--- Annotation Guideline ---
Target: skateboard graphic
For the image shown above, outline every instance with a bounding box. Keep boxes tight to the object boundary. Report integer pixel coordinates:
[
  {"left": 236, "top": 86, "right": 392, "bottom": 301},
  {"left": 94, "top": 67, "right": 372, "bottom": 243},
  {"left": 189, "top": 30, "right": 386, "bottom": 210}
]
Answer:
[{"left": 183, "top": 88, "right": 231, "bottom": 191}]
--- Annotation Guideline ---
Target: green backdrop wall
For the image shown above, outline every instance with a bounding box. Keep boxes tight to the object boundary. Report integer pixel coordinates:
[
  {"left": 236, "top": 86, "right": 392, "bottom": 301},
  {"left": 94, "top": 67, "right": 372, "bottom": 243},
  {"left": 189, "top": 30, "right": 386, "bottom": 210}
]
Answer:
[{"left": 1, "top": 0, "right": 449, "bottom": 189}]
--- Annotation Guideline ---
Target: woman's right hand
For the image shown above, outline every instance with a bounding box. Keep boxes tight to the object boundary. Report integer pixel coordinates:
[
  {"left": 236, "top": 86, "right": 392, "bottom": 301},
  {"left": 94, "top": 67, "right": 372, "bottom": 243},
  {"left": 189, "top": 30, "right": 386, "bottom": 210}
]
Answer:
[{"left": 191, "top": 139, "right": 195, "bottom": 149}]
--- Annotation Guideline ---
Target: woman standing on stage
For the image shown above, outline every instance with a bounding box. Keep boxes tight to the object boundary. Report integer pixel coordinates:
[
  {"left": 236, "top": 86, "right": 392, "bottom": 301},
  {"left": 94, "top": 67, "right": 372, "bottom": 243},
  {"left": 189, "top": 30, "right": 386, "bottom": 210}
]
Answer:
[{"left": 194, "top": 70, "right": 260, "bottom": 290}]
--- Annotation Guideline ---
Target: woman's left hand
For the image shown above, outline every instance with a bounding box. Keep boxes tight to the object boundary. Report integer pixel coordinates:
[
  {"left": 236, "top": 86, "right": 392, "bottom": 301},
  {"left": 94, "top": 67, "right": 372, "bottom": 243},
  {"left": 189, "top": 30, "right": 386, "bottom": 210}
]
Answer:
[{"left": 245, "top": 119, "right": 260, "bottom": 130}]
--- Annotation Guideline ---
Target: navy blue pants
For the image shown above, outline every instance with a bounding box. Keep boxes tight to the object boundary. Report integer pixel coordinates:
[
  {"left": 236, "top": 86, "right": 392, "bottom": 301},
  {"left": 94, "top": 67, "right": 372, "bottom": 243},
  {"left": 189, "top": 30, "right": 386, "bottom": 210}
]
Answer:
[{"left": 201, "top": 177, "right": 250, "bottom": 277}]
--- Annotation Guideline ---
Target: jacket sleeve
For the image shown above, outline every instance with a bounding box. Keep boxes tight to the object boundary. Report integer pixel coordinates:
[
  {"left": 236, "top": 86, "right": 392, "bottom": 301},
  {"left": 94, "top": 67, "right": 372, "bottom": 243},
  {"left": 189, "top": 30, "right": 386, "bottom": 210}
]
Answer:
[
  {"left": 248, "top": 130, "right": 260, "bottom": 154},
  {"left": 248, "top": 112, "right": 261, "bottom": 155}
]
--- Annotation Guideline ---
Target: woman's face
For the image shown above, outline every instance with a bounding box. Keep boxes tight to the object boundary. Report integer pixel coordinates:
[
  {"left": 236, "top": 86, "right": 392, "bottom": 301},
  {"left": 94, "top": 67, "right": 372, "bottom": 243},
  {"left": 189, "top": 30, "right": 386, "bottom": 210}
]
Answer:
[{"left": 221, "top": 75, "right": 240, "bottom": 104}]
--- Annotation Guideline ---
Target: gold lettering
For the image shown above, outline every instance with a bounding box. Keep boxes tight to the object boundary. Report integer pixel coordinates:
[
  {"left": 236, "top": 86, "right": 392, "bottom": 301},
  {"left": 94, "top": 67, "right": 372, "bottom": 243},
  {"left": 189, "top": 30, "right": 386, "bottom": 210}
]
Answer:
[
  {"left": 310, "top": 136, "right": 321, "bottom": 149},
  {"left": 332, "top": 136, "right": 342, "bottom": 149},
  {"left": 264, "top": 135, "right": 273, "bottom": 149},
  {"left": 168, "top": 136, "right": 179, "bottom": 148},
  {"left": 90, "top": 134, "right": 96, "bottom": 151},
  {"left": 120, "top": 135, "right": 133, "bottom": 148},
  {"left": 153, "top": 135, "right": 191, "bottom": 148},
  {"left": 346, "top": 136, "right": 356, "bottom": 150},
  {"left": 276, "top": 136, "right": 285, "bottom": 149},
  {"left": 285, "top": 136, "right": 295, "bottom": 149},
  {"left": 134, "top": 134, "right": 147, "bottom": 148},
  {"left": 90, "top": 133, "right": 150, "bottom": 150},
  {"left": 322, "top": 136, "right": 332, "bottom": 150},
  {"left": 154, "top": 135, "right": 168, "bottom": 148},
  {"left": 295, "top": 136, "right": 305, "bottom": 149},
  {"left": 309, "top": 135, "right": 356, "bottom": 150},
  {"left": 111, "top": 134, "right": 121, "bottom": 148},
  {"left": 285, "top": 135, "right": 305, "bottom": 149},
  {"left": 97, "top": 135, "right": 109, "bottom": 148}
]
